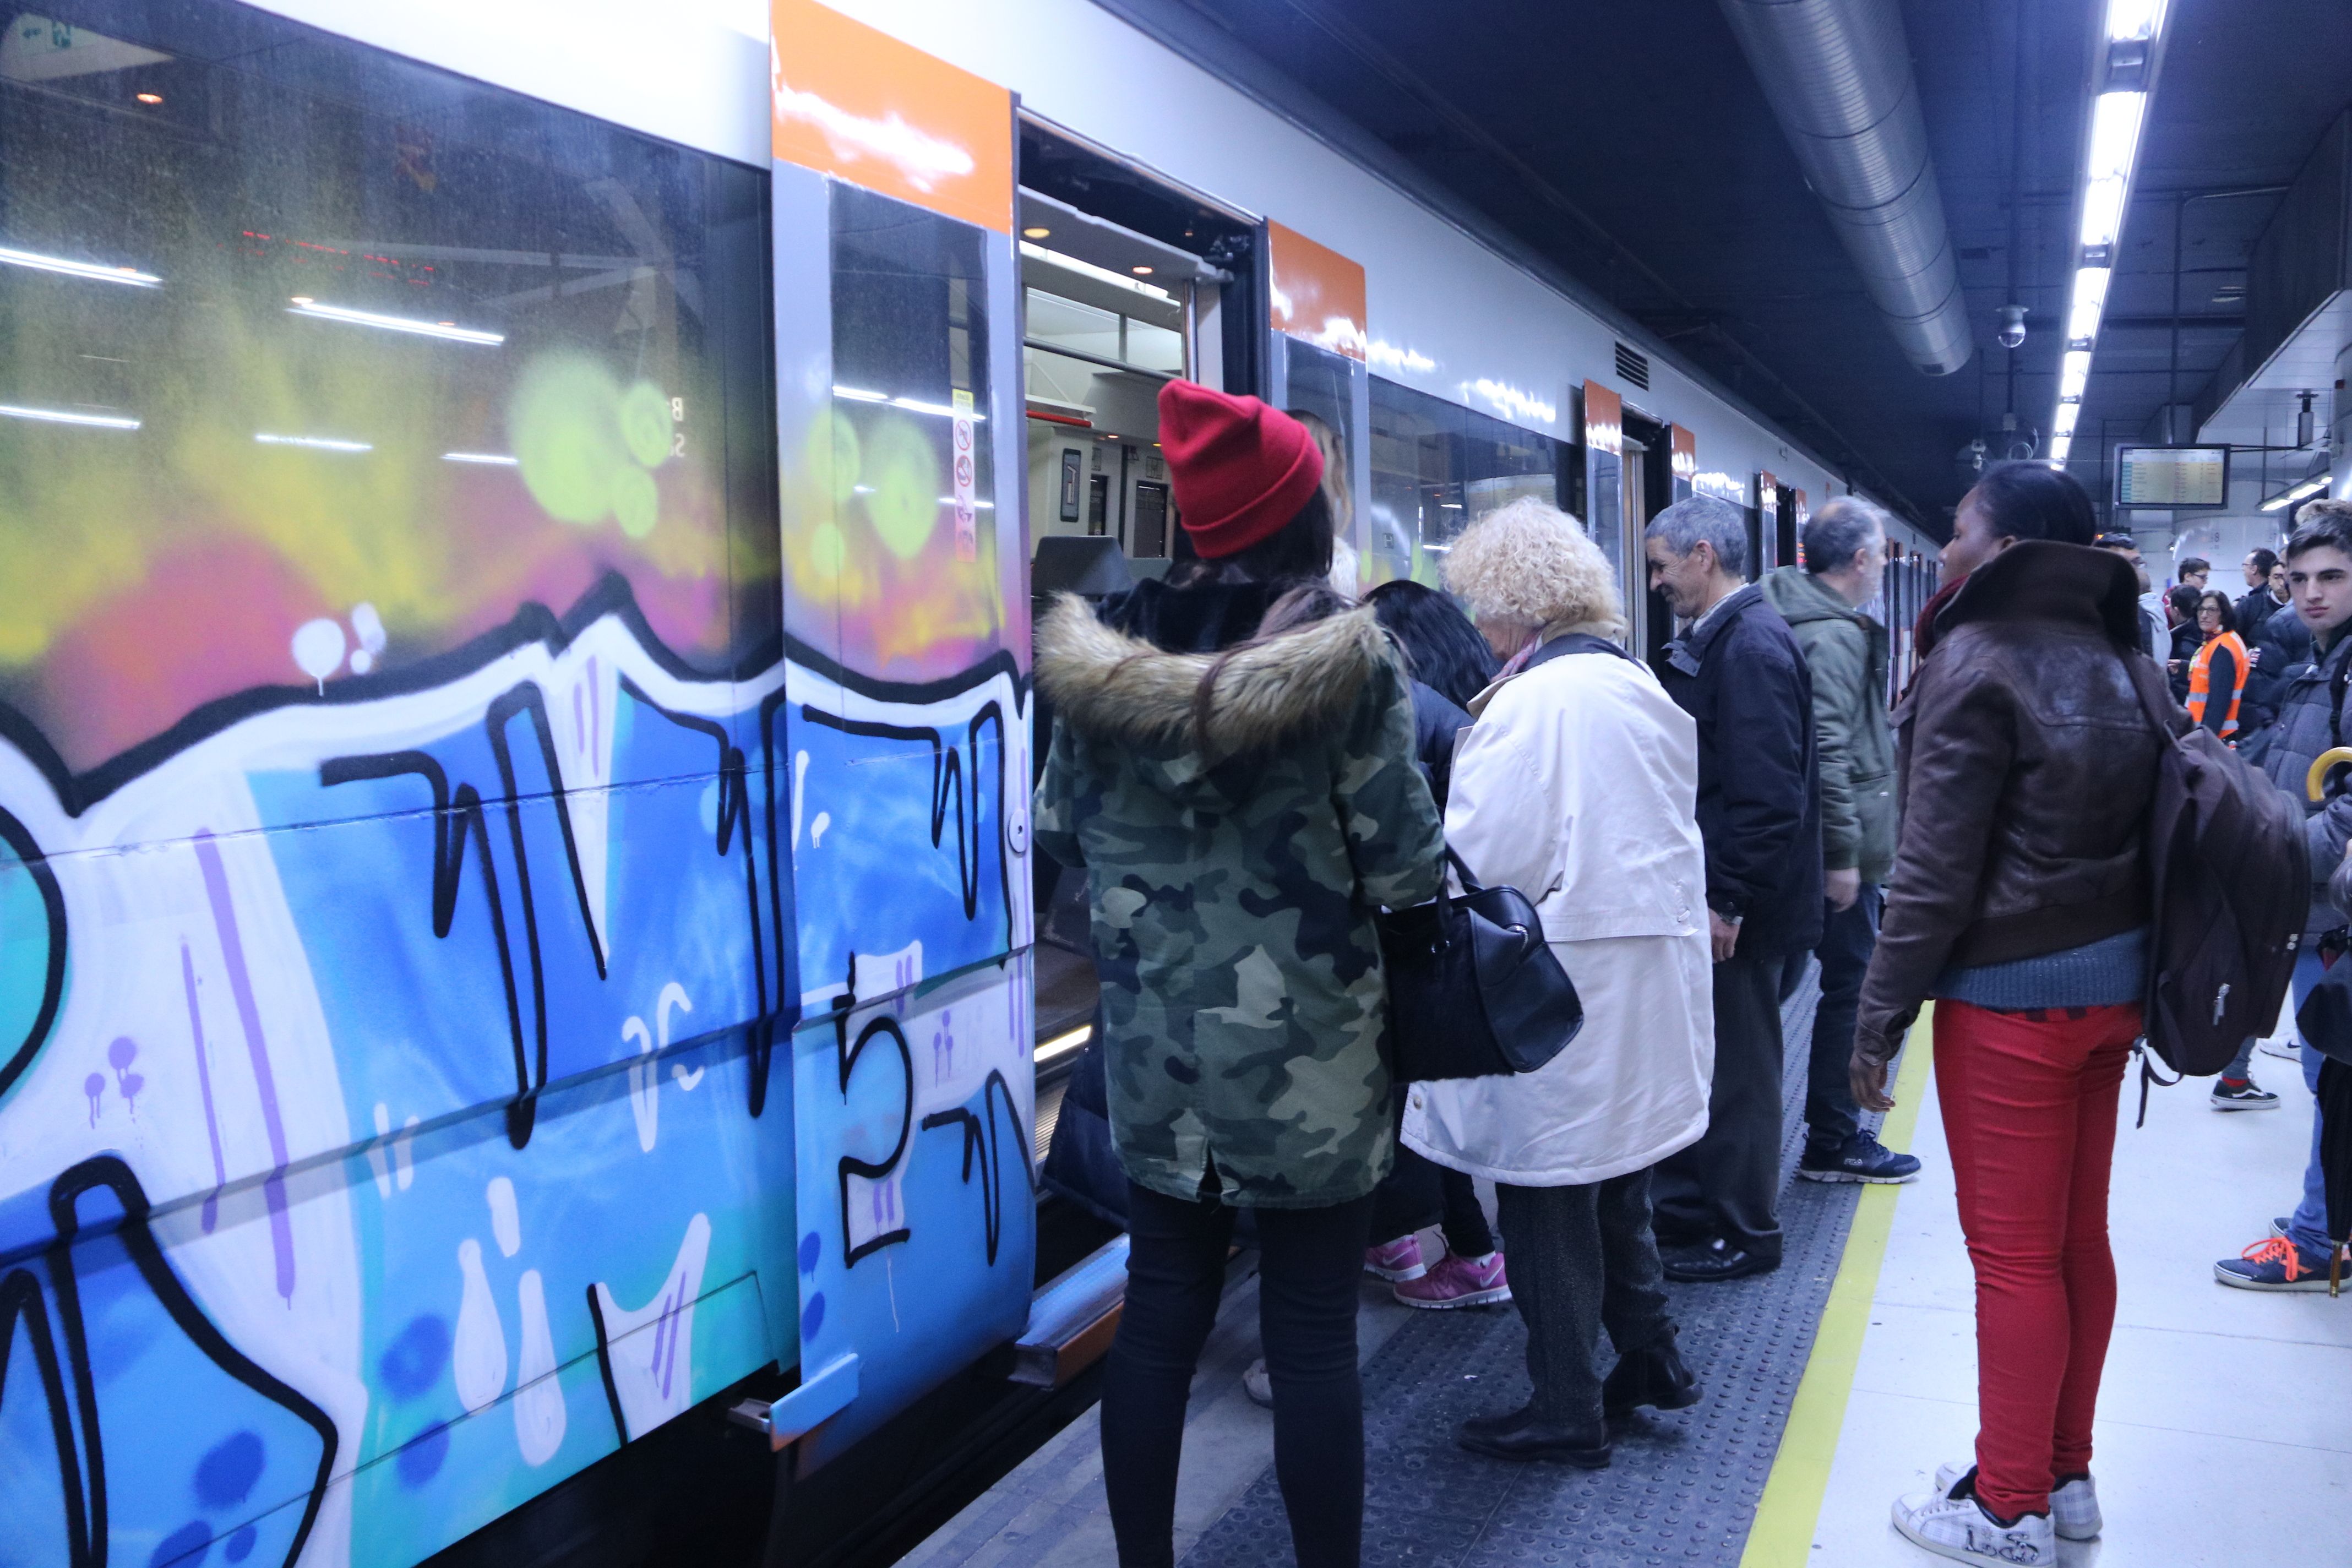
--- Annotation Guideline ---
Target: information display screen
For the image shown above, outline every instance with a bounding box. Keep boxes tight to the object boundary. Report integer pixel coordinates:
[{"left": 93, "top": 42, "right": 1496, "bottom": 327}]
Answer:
[{"left": 2115, "top": 445, "right": 2230, "bottom": 509}]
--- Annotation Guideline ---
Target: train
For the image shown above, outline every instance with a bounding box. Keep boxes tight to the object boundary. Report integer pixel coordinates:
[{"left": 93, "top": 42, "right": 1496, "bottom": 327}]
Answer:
[{"left": 0, "top": 3, "right": 1940, "bottom": 1566}]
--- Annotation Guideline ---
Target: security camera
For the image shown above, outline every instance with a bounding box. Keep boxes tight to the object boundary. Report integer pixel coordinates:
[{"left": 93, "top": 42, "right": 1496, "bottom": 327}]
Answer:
[{"left": 1997, "top": 305, "right": 2028, "bottom": 351}]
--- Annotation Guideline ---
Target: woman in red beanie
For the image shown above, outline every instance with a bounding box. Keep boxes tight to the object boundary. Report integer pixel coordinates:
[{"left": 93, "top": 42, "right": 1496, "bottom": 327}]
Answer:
[{"left": 1033, "top": 380, "right": 1447, "bottom": 1568}]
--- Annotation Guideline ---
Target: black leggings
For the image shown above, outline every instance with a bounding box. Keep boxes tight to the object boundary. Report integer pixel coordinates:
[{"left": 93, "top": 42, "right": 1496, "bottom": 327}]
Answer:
[
  {"left": 1102, "top": 1183, "right": 1374, "bottom": 1568},
  {"left": 1371, "top": 1143, "right": 1495, "bottom": 1257}
]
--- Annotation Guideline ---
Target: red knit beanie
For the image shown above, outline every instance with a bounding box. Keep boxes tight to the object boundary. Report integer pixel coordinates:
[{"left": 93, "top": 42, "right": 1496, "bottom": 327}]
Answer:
[{"left": 1157, "top": 380, "right": 1326, "bottom": 558}]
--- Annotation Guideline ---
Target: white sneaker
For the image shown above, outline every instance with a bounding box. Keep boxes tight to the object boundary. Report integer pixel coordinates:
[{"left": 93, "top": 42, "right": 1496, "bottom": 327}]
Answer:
[
  {"left": 1933, "top": 1463, "right": 2101, "bottom": 1542},
  {"left": 2258, "top": 1035, "right": 2301, "bottom": 1060},
  {"left": 1892, "top": 1489, "right": 2054, "bottom": 1565}
]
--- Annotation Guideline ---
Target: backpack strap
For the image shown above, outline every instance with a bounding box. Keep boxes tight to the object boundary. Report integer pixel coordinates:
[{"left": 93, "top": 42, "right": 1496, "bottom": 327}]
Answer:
[{"left": 1444, "top": 845, "right": 1484, "bottom": 893}]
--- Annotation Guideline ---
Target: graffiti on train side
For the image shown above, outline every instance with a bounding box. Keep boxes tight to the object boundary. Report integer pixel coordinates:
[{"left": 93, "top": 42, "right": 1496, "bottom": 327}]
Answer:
[{"left": 0, "top": 579, "right": 1033, "bottom": 1568}]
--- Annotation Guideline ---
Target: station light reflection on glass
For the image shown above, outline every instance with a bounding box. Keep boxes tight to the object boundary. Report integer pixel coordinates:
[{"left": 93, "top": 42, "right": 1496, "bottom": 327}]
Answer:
[
  {"left": 443, "top": 451, "right": 520, "bottom": 465},
  {"left": 256, "top": 432, "right": 373, "bottom": 453},
  {"left": 2263, "top": 476, "right": 2328, "bottom": 513},
  {"left": 0, "top": 243, "right": 161, "bottom": 287},
  {"left": 288, "top": 300, "right": 504, "bottom": 345},
  {"left": 0, "top": 403, "right": 141, "bottom": 430},
  {"left": 2047, "top": 0, "right": 2170, "bottom": 470},
  {"left": 831, "top": 385, "right": 987, "bottom": 421}
]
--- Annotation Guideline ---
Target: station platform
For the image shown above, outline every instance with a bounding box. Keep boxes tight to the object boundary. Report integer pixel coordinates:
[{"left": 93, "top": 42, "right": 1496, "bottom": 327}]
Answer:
[{"left": 906, "top": 971, "right": 2352, "bottom": 1568}]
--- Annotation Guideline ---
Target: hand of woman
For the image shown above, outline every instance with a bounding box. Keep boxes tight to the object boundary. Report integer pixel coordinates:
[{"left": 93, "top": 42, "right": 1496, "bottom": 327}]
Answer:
[{"left": 1850, "top": 1052, "right": 1894, "bottom": 1114}]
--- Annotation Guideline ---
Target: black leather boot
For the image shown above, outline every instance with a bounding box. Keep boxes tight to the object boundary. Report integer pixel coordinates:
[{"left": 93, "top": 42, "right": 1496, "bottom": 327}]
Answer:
[
  {"left": 1458, "top": 1404, "right": 1534, "bottom": 1442},
  {"left": 1602, "top": 1338, "right": 1701, "bottom": 1417},
  {"left": 1455, "top": 1416, "right": 1611, "bottom": 1468}
]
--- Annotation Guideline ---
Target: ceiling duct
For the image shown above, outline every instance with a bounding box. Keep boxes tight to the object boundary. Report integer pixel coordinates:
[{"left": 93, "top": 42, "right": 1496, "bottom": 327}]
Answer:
[{"left": 1717, "top": 0, "right": 1974, "bottom": 376}]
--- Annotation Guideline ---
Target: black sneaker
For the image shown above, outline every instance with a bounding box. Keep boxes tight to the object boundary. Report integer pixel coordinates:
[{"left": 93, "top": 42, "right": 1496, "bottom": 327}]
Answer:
[
  {"left": 1798, "top": 1133, "right": 1921, "bottom": 1184},
  {"left": 2209, "top": 1078, "right": 2280, "bottom": 1110}
]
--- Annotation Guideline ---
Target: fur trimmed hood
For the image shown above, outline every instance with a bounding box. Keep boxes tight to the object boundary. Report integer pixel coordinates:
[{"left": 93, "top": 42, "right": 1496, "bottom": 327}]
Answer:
[{"left": 1035, "top": 591, "right": 1395, "bottom": 759}]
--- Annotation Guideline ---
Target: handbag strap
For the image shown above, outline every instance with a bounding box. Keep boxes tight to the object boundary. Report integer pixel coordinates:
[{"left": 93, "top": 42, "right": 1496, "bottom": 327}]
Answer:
[{"left": 1445, "top": 845, "right": 1483, "bottom": 892}]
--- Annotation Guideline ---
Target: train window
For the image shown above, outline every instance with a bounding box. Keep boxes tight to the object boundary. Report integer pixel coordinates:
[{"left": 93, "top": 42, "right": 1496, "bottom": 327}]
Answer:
[
  {"left": 0, "top": 0, "right": 774, "bottom": 768},
  {"left": 829, "top": 181, "right": 998, "bottom": 609},
  {"left": 1368, "top": 374, "right": 1573, "bottom": 587}
]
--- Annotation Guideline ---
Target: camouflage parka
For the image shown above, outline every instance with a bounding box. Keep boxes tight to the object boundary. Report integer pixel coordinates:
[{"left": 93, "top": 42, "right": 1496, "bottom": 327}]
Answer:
[{"left": 1031, "top": 591, "right": 1447, "bottom": 1208}]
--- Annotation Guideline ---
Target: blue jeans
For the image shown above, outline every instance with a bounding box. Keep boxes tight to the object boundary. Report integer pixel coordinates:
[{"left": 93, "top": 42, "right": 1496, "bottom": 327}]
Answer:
[
  {"left": 2286, "top": 950, "right": 2332, "bottom": 1256},
  {"left": 1804, "top": 883, "right": 1883, "bottom": 1154}
]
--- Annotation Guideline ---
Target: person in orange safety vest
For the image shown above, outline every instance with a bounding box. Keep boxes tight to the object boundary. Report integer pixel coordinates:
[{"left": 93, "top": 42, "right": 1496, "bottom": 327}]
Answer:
[{"left": 2185, "top": 589, "right": 2248, "bottom": 741}]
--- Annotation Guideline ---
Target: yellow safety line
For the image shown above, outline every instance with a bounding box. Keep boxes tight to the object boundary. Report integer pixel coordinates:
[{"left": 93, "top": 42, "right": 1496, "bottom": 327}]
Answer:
[{"left": 1738, "top": 1008, "right": 1937, "bottom": 1568}]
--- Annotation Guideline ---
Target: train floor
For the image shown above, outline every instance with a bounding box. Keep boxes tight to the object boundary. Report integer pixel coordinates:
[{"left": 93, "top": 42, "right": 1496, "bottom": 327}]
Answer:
[{"left": 905, "top": 971, "right": 2352, "bottom": 1568}]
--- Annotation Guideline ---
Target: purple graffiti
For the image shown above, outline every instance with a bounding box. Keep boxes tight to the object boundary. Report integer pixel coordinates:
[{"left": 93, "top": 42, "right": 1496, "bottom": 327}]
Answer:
[
  {"left": 108, "top": 1036, "right": 143, "bottom": 1117},
  {"left": 194, "top": 830, "right": 297, "bottom": 1303},
  {"left": 183, "top": 943, "right": 230, "bottom": 1233},
  {"left": 933, "top": 1009, "right": 955, "bottom": 1082},
  {"left": 84, "top": 1072, "right": 104, "bottom": 1126},
  {"left": 648, "top": 1284, "right": 684, "bottom": 1400}
]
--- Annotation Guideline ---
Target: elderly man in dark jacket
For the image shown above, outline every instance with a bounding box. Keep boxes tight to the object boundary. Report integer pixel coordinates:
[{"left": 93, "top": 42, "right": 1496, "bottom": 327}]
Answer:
[
  {"left": 1643, "top": 494, "right": 1823, "bottom": 1282},
  {"left": 1762, "top": 498, "right": 1923, "bottom": 1186}
]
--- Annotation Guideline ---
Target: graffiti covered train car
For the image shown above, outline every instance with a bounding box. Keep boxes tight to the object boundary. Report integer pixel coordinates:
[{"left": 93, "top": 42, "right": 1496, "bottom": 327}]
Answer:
[{"left": 1, "top": 2, "right": 1039, "bottom": 1564}]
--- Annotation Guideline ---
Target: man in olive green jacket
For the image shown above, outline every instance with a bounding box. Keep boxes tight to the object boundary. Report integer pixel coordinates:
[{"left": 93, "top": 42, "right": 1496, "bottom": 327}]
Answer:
[{"left": 1760, "top": 498, "right": 1919, "bottom": 1184}]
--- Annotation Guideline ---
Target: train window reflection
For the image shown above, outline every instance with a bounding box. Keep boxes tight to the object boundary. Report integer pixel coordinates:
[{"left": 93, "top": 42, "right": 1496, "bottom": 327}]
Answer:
[{"left": 0, "top": 0, "right": 770, "bottom": 770}]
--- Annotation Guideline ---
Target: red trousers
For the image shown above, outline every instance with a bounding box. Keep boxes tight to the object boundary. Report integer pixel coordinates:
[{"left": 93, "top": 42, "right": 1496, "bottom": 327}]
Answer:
[{"left": 1933, "top": 999, "right": 2138, "bottom": 1521}]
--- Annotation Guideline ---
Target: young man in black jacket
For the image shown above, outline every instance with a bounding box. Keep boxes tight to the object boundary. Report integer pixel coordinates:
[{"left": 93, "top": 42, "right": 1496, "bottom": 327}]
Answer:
[{"left": 1643, "top": 495, "right": 1824, "bottom": 1282}]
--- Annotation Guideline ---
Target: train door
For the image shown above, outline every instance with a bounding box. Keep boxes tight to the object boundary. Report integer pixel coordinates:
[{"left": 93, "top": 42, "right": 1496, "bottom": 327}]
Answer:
[{"left": 1624, "top": 410, "right": 1676, "bottom": 670}]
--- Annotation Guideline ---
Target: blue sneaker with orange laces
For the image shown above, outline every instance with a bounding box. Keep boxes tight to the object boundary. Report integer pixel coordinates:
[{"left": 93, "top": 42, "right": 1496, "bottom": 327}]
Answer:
[{"left": 2214, "top": 1234, "right": 2341, "bottom": 1292}]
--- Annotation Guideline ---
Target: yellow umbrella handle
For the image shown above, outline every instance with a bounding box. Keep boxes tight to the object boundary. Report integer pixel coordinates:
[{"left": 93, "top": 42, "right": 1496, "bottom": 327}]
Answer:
[{"left": 2309, "top": 747, "right": 2352, "bottom": 802}]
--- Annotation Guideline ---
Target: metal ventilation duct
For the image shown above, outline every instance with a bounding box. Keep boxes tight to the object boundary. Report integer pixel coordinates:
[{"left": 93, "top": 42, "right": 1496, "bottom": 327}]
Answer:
[{"left": 1717, "top": 0, "right": 1974, "bottom": 376}]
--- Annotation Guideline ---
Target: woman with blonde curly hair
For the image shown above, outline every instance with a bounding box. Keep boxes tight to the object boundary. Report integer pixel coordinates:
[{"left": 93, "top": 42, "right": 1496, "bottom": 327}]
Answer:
[{"left": 1401, "top": 497, "right": 1717, "bottom": 1466}]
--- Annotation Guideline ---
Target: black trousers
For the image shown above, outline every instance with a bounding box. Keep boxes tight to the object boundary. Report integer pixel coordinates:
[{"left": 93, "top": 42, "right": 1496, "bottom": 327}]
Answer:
[
  {"left": 1652, "top": 946, "right": 1786, "bottom": 1262},
  {"left": 1804, "top": 884, "right": 1881, "bottom": 1153},
  {"left": 1370, "top": 1087, "right": 1496, "bottom": 1256},
  {"left": 1496, "top": 1170, "right": 1672, "bottom": 1439},
  {"left": 1102, "top": 1183, "right": 1374, "bottom": 1568}
]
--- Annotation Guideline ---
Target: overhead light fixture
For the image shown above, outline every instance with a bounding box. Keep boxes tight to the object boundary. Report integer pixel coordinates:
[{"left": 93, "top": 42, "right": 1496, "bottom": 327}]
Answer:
[
  {"left": 443, "top": 451, "right": 519, "bottom": 465},
  {"left": 2263, "top": 476, "right": 2329, "bottom": 512},
  {"left": 0, "top": 243, "right": 161, "bottom": 287},
  {"left": 0, "top": 402, "right": 141, "bottom": 430},
  {"left": 2054, "top": 403, "right": 2081, "bottom": 437},
  {"left": 1022, "top": 226, "right": 1051, "bottom": 239},
  {"left": 2060, "top": 350, "right": 2093, "bottom": 402},
  {"left": 2086, "top": 91, "right": 2148, "bottom": 181},
  {"left": 1018, "top": 241, "right": 1172, "bottom": 301},
  {"left": 256, "top": 432, "right": 372, "bottom": 453},
  {"left": 135, "top": 92, "right": 163, "bottom": 106},
  {"left": 2105, "top": 0, "right": 2169, "bottom": 41},
  {"left": 2048, "top": 434, "right": 2073, "bottom": 466},
  {"left": 2065, "top": 267, "right": 2111, "bottom": 345},
  {"left": 1130, "top": 265, "right": 1153, "bottom": 276},
  {"left": 1035, "top": 1025, "right": 1092, "bottom": 1064},
  {"left": 288, "top": 300, "right": 503, "bottom": 346}
]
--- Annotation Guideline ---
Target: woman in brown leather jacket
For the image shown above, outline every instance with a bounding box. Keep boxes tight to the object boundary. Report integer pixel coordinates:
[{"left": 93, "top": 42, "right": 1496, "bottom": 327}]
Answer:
[{"left": 1850, "top": 464, "right": 2163, "bottom": 1567}]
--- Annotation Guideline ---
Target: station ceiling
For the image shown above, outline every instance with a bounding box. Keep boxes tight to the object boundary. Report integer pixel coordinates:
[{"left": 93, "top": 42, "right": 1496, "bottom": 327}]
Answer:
[{"left": 1152, "top": 0, "right": 2351, "bottom": 533}]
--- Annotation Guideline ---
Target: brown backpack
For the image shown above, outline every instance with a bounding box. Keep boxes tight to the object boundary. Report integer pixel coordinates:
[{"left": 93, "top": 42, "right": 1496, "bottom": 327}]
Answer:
[{"left": 2127, "top": 660, "right": 2309, "bottom": 1079}]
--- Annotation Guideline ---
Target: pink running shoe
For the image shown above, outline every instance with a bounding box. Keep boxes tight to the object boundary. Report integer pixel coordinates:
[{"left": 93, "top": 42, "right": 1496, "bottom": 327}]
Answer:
[
  {"left": 1393, "top": 1251, "right": 1510, "bottom": 1309},
  {"left": 1364, "top": 1234, "right": 1428, "bottom": 1282}
]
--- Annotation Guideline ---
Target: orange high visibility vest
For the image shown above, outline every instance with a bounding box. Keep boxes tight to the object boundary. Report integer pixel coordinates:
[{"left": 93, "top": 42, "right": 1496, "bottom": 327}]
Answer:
[{"left": 2187, "top": 629, "right": 2248, "bottom": 738}]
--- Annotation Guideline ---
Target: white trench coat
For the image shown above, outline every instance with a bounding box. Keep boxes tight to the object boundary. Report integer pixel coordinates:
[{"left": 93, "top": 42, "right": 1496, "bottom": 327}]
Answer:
[{"left": 1401, "top": 641, "right": 1716, "bottom": 1188}]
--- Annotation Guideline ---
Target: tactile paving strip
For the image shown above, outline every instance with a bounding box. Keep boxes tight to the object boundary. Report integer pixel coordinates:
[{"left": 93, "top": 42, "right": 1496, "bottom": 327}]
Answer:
[{"left": 1183, "top": 968, "right": 1876, "bottom": 1567}]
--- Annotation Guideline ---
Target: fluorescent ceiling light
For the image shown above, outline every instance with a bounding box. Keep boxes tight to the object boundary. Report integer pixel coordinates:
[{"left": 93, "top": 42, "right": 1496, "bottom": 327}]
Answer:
[
  {"left": 2263, "top": 476, "right": 2330, "bottom": 511},
  {"left": 2106, "top": 0, "right": 2168, "bottom": 40},
  {"left": 0, "top": 244, "right": 160, "bottom": 287},
  {"left": 443, "top": 451, "right": 519, "bottom": 465},
  {"left": 2080, "top": 177, "right": 2128, "bottom": 250},
  {"left": 288, "top": 301, "right": 504, "bottom": 346},
  {"left": 2087, "top": 92, "right": 2148, "bottom": 181},
  {"left": 2066, "top": 267, "right": 2112, "bottom": 344},
  {"left": 1019, "top": 240, "right": 1173, "bottom": 301},
  {"left": 2048, "top": 435, "right": 2073, "bottom": 465},
  {"left": 2054, "top": 403, "right": 2081, "bottom": 437},
  {"left": 256, "top": 432, "right": 372, "bottom": 453},
  {"left": 2060, "top": 350, "right": 2093, "bottom": 401},
  {"left": 1036, "top": 1025, "right": 1092, "bottom": 1064},
  {"left": 0, "top": 402, "right": 140, "bottom": 429}
]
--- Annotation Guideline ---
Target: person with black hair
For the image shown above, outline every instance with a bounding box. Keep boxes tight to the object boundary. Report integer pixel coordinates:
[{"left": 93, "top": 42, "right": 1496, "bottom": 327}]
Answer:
[
  {"left": 1855, "top": 464, "right": 2164, "bottom": 1564},
  {"left": 2164, "top": 584, "right": 2202, "bottom": 701},
  {"left": 1033, "top": 380, "right": 1445, "bottom": 1568},
  {"left": 2237, "top": 546, "right": 2285, "bottom": 650},
  {"left": 2093, "top": 530, "right": 2166, "bottom": 656},
  {"left": 2216, "top": 498, "right": 2352, "bottom": 1290},
  {"left": 2176, "top": 555, "right": 2211, "bottom": 589}
]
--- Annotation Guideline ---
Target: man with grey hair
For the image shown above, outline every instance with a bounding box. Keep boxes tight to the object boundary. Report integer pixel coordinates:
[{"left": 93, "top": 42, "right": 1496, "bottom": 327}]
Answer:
[
  {"left": 1762, "top": 498, "right": 1922, "bottom": 1185},
  {"left": 1643, "top": 494, "right": 1823, "bottom": 1282}
]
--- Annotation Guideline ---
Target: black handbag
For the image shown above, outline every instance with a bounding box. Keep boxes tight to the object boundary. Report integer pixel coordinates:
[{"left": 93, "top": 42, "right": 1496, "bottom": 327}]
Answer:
[{"left": 1378, "top": 847, "right": 1584, "bottom": 1081}]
